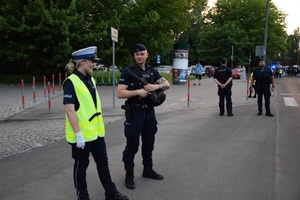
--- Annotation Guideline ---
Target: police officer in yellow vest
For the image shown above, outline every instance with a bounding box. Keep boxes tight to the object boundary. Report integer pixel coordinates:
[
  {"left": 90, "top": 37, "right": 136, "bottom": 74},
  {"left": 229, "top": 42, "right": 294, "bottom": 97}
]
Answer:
[{"left": 63, "top": 46, "right": 128, "bottom": 200}]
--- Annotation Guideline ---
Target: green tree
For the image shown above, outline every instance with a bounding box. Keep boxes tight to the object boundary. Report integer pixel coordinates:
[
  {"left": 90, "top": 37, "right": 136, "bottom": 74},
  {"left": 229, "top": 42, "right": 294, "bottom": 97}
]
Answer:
[
  {"left": 285, "top": 28, "right": 300, "bottom": 65},
  {"left": 0, "top": 0, "right": 205, "bottom": 74},
  {"left": 192, "top": 0, "right": 287, "bottom": 67}
]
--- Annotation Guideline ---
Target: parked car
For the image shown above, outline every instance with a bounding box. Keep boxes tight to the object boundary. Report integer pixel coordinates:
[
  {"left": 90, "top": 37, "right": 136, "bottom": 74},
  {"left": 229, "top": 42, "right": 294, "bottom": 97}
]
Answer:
[
  {"left": 204, "top": 65, "right": 215, "bottom": 78},
  {"left": 157, "top": 65, "right": 172, "bottom": 73},
  {"left": 232, "top": 68, "right": 241, "bottom": 79}
]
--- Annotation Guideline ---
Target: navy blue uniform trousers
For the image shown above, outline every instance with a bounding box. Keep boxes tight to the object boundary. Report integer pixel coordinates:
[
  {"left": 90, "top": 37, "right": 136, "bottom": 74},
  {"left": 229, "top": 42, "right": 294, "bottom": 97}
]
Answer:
[
  {"left": 256, "top": 84, "right": 271, "bottom": 113},
  {"left": 72, "top": 137, "right": 117, "bottom": 200},
  {"left": 122, "top": 109, "right": 158, "bottom": 171},
  {"left": 218, "top": 88, "right": 233, "bottom": 115}
]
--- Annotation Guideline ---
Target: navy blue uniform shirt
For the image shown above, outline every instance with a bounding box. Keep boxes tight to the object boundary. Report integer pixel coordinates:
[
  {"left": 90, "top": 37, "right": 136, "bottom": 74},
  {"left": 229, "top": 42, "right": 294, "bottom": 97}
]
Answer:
[
  {"left": 63, "top": 70, "right": 97, "bottom": 111},
  {"left": 119, "top": 64, "right": 161, "bottom": 105}
]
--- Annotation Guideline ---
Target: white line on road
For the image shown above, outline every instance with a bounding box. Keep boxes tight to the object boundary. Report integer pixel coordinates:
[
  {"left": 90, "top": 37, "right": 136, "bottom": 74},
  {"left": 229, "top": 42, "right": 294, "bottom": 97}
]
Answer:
[
  {"left": 281, "top": 93, "right": 292, "bottom": 96},
  {"left": 283, "top": 97, "right": 299, "bottom": 107}
]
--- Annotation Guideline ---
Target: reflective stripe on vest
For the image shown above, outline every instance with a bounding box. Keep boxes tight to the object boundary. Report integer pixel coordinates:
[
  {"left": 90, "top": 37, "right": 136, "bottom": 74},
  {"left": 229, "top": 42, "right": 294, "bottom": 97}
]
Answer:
[{"left": 65, "top": 74, "right": 105, "bottom": 143}]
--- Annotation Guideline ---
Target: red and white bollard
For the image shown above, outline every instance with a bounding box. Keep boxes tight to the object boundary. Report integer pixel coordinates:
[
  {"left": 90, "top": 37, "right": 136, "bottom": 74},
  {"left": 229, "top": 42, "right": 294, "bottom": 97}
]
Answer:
[
  {"left": 48, "top": 81, "right": 51, "bottom": 114},
  {"left": 52, "top": 74, "right": 55, "bottom": 95},
  {"left": 246, "top": 78, "right": 249, "bottom": 99},
  {"left": 21, "top": 79, "right": 25, "bottom": 109},
  {"left": 32, "top": 77, "right": 36, "bottom": 103},
  {"left": 43, "top": 76, "right": 47, "bottom": 98},
  {"left": 187, "top": 79, "right": 190, "bottom": 108},
  {"left": 58, "top": 73, "right": 62, "bottom": 92}
]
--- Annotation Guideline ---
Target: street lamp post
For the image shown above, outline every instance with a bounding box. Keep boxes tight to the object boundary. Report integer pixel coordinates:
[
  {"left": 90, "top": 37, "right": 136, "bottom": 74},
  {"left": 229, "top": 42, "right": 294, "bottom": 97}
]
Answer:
[{"left": 263, "top": 0, "right": 270, "bottom": 63}]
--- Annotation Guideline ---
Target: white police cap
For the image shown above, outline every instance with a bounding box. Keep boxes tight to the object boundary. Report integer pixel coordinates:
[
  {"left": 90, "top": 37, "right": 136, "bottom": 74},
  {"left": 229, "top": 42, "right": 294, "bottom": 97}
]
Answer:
[{"left": 72, "top": 46, "right": 97, "bottom": 60}]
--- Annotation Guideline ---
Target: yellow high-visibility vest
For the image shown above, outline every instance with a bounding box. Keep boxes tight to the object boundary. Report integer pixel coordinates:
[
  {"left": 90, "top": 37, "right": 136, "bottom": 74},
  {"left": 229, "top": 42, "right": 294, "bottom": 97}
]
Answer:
[{"left": 64, "top": 74, "right": 105, "bottom": 143}]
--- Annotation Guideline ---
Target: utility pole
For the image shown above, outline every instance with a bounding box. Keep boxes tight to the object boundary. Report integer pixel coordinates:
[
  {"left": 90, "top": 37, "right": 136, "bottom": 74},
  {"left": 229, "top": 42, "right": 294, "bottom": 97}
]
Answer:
[
  {"left": 263, "top": 0, "right": 270, "bottom": 63},
  {"left": 231, "top": 46, "right": 234, "bottom": 69}
]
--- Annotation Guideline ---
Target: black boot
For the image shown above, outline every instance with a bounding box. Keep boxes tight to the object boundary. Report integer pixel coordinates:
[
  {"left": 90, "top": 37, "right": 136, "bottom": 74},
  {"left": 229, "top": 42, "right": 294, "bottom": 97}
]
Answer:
[
  {"left": 142, "top": 166, "right": 164, "bottom": 180},
  {"left": 125, "top": 170, "right": 135, "bottom": 189}
]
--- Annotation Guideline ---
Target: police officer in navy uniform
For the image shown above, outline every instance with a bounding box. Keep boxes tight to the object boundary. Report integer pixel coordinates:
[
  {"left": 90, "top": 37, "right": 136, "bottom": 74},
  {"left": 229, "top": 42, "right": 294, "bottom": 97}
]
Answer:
[
  {"left": 250, "top": 59, "right": 275, "bottom": 117},
  {"left": 214, "top": 57, "right": 234, "bottom": 116},
  {"left": 116, "top": 43, "right": 170, "bottom": 190},
  {"left": 63, "top": 46, "right": 129, "bottom": 200}
]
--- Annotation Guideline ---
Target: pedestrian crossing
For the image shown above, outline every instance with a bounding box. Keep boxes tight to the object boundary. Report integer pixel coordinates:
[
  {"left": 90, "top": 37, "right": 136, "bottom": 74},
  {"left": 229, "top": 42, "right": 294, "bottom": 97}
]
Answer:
[
  {"left": 281, "top": 93, "right": 299, "bottom": 107},
  {"left": 283, "top": 97, "right": 299, "bottom": 107}
]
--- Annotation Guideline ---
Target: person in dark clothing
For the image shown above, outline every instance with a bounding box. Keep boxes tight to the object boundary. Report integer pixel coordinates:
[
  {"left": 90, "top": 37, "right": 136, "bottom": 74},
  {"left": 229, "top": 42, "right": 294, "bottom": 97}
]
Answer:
[
  {"left": 116, "top": 43, "right": 170, "bottom": 190},
  {"left": 213, "top": 57, "right": 233, "bottom": 116},
  {"left": 250, "top": 59, "right": 275, "bottom": 117}
]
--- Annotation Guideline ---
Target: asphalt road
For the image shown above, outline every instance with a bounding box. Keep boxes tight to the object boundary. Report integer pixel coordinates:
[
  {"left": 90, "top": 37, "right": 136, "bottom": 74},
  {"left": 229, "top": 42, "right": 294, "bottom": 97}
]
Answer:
[{"left": 0, "top": 77, "right": 300, "bottom": 200}]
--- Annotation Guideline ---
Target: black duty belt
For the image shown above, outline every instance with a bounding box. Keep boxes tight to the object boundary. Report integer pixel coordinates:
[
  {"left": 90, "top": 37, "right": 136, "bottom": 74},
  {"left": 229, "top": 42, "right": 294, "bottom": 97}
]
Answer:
[
  {"left": 89, "top": 112, "right": 101, "bottom": 122},
  {"left": 129, "top": 104, "right": 154, "bottom": 111}
]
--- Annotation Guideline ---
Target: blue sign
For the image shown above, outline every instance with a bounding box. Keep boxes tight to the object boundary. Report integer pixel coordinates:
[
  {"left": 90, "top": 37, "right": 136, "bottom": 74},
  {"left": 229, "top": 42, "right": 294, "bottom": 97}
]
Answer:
[{"left": 157, "top": 55, "right": 161, "bottom": 64}]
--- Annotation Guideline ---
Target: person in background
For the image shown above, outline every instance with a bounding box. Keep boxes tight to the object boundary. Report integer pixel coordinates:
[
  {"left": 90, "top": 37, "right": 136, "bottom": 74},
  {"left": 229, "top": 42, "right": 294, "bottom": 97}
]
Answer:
[
  {"left": 250, "top": 59, "right": 275, "bottom": 117},
  {"left": 65, "top": 59, "right": 75, "bottom": 75},
  {"left": 248, "top": 70, "right": 257, "bottom": 98},
  {"left": 116, "top": 43, "right": 170, "bottom": 190},
  {"left": 193, "top": 62, "right": 203, "bottom": 85},
  {"left": 63, "top": 46, "right": 129, "bottom": 200},
  {"left": 214, "top": 57, "right": 234, "bottom": 117},
  {"left": 240, "top": 66, "right": 246, "bottom": 82}
]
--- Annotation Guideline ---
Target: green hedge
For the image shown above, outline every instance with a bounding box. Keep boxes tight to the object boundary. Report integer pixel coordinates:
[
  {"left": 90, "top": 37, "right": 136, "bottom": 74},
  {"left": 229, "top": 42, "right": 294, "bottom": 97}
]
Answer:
[{"left": 92, "top": 71, "right": 174, "bottom": 85}]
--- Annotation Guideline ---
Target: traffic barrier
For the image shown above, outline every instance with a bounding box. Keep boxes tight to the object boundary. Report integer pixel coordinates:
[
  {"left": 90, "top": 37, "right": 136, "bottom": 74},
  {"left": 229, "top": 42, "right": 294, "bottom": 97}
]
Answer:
[
  {"left": 58, "top": 73, "right": 62, "bottom": 92},
  {"left": 52, "top": 74, "right": 55, "bottom": 95},
  {"left": 246, "top": 78, "right": 249, "bottom": 99},
  {"left": 47, "top": 81, "right": 51, "bottom": 114},
  {"left": 187, "top": 79, "right": 190, "bottom": 108},
  {"left": 33, "top": 77, "right": 36, "bottom": 103},
  {"left": 21, "top": 79, "right": 25, "bottom": 109},
  {"left": 43, "top": 76, "right": 47, "bottom": 98}
]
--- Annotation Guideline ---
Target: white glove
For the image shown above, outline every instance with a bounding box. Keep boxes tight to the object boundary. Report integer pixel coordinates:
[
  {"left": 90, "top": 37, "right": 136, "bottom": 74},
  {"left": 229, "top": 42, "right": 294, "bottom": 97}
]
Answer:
[{"left": 75, "top": 132, "right": 85, "bottom": 149}]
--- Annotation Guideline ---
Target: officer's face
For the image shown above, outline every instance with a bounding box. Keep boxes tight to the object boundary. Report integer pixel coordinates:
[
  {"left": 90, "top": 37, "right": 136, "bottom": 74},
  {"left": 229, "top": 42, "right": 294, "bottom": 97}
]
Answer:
[
  {"left": 134, "top": 50, "right": 148, "bottom": 65},
  {"left": 259, "top": 61, "right": 265, "bottom": 67},
  {"left": 81, "top": 59, "right": 94, "bottom": 75}
]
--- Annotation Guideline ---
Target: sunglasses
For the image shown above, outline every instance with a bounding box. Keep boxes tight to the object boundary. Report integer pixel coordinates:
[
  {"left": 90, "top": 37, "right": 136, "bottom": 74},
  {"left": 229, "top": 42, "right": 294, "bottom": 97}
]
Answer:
[{"left": 83, "top": 59, "right": 98, "bottom": 63}]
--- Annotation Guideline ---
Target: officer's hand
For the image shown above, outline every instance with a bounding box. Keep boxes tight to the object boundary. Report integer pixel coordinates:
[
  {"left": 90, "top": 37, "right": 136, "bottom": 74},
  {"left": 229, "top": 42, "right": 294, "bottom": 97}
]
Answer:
[
  {"left": 143, "top": 84, "right": 157, "bottom": 92},
  {"left": 76, "top": 132, "right": 85, "bottom": 149},
  {"left": 138, "top": 88, "right": 150, "bottom": 98},
  {"left": 271, "top": 86, "right": 275, "bottom": 92}
]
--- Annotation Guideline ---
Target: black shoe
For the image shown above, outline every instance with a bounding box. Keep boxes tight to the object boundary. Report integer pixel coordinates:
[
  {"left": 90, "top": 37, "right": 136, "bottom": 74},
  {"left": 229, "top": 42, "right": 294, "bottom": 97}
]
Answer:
[
  {"left": 125, "top": 171, "right": 135, "bottom": 190},
  {"left": 193, "top": 83, "right": 196, "bottom": 85},
  {"left": 219, "top": 113, "right": 224, "bottom": 116},
  {"left": 106, "top": 192, "right": 129, "bottom": 200},
  {"left": 228, "top": 113, "right": 234, "bottom": 117},
  {"left": 257, "top": 112, "right": 262, "bottom": 116},
  {"left": 248, "top": 95, "right": 251, "bottom": 98},
  {"left": 265, "top": 113, "right": 274, "bottom": 117},
  {"left": 253, "top": 96, "right": 256, "bottom": 98},
  {"left": 142, "top": 167, "right": 164, "bottom": 180}
]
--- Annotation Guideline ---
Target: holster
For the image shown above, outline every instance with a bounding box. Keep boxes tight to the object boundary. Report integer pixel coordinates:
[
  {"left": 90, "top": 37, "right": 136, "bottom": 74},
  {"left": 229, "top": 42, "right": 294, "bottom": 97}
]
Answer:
[{"left": 121, "top": 105, "right": 132, "bottom": 122}]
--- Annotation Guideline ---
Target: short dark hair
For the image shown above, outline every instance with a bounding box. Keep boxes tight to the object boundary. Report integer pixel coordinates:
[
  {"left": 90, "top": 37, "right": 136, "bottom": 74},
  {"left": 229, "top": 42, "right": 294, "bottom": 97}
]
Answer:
[{"left": 220, "top": 57, "right": 227, "bottom": 64}]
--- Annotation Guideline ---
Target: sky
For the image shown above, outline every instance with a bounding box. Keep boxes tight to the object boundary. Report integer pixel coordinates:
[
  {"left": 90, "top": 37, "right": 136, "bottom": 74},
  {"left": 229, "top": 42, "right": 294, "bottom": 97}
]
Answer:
[{"left": 207, "top": 0, "right": 300, "bottom": 35}]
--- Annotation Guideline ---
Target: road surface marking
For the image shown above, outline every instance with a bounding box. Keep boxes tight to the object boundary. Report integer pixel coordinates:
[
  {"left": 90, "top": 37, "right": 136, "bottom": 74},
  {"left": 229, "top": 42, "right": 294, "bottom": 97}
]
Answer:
[
  {"left": 281, "top": 93, "right": 292, "bottom": 96},
  {"left": 283, "top": 97, "right": 299, "bottom": 107}
]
